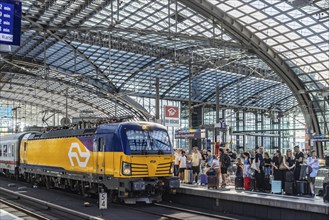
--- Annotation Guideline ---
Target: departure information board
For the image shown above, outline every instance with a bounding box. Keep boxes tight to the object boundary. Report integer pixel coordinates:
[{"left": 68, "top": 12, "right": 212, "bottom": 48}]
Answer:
[{"left": 0, "top": 0, "right": 21, "bottom": 46}]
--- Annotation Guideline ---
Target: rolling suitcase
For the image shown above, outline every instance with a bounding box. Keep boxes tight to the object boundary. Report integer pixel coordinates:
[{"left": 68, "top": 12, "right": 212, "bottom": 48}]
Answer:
[
  {"left": 200, "top": 173, "right": 208, "bottom": 185},
  {"left": 299, "top": 165, "right": 309, "bottom": 180},
  {"left": 264, "top": 178, "right": 271, "bottom": 191},
  {"left": 207, "top": 175, "right": 218, "bottom": 189},
  {"left": 285, "top": 181, "right": 295, "bottom": 195},
  {"left": 296, "top": 180, "right": 308, "bottom": 195},
  {"left": 324, "top": 184, "right": 329, "bottom": 202},
  {"left": 235, "top": 176, "right": 244, "bottom": 189},
  {"left": 285, "top": 171, "right": 295, "bottom": 182},
  {"left": 184, "top": 169, "right": 193, "bottom": 184},
  {"left": 251, "top": 177, "right": 256, "bottom": 191},
  {"left": 271, "top": 180, "right": 282, "bottom": 194},
  {"left": 244, "top": 177, "right": 251, "bottom": 190}
]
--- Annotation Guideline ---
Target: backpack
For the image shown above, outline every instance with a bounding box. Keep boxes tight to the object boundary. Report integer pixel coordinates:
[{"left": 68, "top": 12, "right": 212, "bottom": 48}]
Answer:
[{"left": 222, "top": 154, "right": 231, "bottom": 168}]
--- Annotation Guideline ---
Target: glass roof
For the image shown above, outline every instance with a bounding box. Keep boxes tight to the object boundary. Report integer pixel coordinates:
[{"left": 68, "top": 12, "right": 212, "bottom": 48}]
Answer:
[{"left": 2, "top": 0, "right": 327, "bottom": 121}]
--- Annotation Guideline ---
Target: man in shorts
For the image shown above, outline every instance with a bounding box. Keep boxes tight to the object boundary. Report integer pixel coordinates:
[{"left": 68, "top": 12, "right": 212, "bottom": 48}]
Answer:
[{"left": 191, "top": 147, "right": 202, "bottom": 184}]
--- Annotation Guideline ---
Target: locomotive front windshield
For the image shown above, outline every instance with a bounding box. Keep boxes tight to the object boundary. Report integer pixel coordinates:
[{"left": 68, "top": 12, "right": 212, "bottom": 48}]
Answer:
[{"left": 126, "top": 129, "right": 172, "bottom": 155}]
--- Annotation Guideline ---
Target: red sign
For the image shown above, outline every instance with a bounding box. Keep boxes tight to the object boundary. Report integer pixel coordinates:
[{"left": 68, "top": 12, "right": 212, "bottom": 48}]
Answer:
[
  {"left": 164, "top": 106, "right": 179, "bottom": 127},
  {"left": 164, "top": 106, "right": 179, "bottom": 118}
]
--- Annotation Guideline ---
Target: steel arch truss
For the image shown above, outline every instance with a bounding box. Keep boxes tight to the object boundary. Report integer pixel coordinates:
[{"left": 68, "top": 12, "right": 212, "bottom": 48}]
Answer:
[{"left": 177, "top": 0, "right": 320, "bottom": 135}]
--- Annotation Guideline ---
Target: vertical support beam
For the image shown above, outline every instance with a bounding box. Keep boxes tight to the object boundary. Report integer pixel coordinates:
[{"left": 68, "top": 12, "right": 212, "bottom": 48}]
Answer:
[
  {"left": 278, "top": 117, "right": 281, "bottom": 151},
  {"left": 65, "top": 88, "right": 68, "bottom": 121},
  {"left": 155, "top": 77, "right": 160, "bottom": 120},
  {"left": 293, "top": 113, "right": 296, "bottom": 147},
  {"left": 270, "top": 116, "right": 275, "bottom": 152},
  {"left": 236, "top": 111, "right": 240, "bottom": 153},
  {"left": 215, "top": 85, "right": 220, "bottom": 142},
  {"left": 255, "top": 112, "right": 258, "bottom": 147},
  {"left": 216, "top": 86, "right": 220, "bottom": 124},
  {"left": 14, "top": 108, "right": 18, "bottom": 133},
  {"left": 261, "top": 113, "right": 264, "bottom": 147},
  {"left": 222, "top": 109, "right": 226, "bottom": 144},
  {"left": 188, "top": 60, "right": 192, "bottom": 128},
  {"left": 242, "top": 110, "right": 246, "bottom": 151}
]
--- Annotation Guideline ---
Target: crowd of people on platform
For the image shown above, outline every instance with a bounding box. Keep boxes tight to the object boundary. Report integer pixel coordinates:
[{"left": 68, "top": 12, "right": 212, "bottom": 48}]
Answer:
[
  {"left": 174, "top": 145, "right": 321, "bottom": 196},
  {"left": 174, "top": 147, "right": 235, "bottom": 188}
]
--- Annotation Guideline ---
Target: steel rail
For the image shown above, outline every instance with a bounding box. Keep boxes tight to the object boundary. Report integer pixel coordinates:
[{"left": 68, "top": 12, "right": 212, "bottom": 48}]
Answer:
[
  {"left": 0, "top": 187, "right": 103, "bottom": 220},
  {"left": 0, "top": 198, "right": 50, "bottom": 220}
]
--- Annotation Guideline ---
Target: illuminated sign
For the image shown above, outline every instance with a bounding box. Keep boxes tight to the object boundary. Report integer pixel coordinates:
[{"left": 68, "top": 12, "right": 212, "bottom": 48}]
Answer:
[{"left": 0, "top": 0, "right": 21, "bottom": 45}]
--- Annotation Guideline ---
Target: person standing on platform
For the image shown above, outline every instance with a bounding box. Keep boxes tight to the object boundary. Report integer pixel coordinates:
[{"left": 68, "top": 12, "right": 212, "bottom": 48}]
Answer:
[
  {"left": 211, "top": 155, "right": 221, "bottom": 187},
  {"left": 243, "top": 152, "right": 252, "bottom": 177},
  {"left": 271, "top": 150, "right": 283, "bottom": 181},
  {"left": 283, "top": 149, "right": 295, "bottom": 170},
  {"left": 255, "top": 147, "right": 265, "bottom": 192},
  {"left": 206, "top": 150, "right": 212, "bottom": 168},
  {"left": 264, "top": 152, "right": 272, "bottom": 179},
  {"left": 219, "top": 148, "right": 231, "bottom": 188},
  {"left": 179, "top": 151, "right": 187, "bottom": 181},
  {"left": 201, "top": 149, "right": 208, "bottom": 161},
  {"left": 307, "top": 150, "right": 320, "bottom": 197},
  {"left": 174, "top": 149, "right": 181, "bottom": 176},
  {"left": 191, "top": 147, "right": 202, "bottom": 184},
  {"left": 294, "top": 145, "right": 304, "bottom": 181}
]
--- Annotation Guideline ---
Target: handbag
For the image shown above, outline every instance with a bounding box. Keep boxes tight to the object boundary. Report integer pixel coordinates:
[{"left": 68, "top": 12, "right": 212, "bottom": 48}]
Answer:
[
  {"left": 305, "top": 165, "right": 313, "bottom": 175},
  {"left": 279, "top": 156, "right": 287, "bottom": 170},
  {"left": 279, "top": 162, "right": 287, "bottom": 170},
  {"left": 251, "top": 160, "right": 259, "bottom": 171}
]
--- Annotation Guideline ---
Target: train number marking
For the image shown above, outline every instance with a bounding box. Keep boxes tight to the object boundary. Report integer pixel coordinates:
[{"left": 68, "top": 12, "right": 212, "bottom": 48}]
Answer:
[{"left": 68, "top": 142, "right": 90, "bottom": 168}]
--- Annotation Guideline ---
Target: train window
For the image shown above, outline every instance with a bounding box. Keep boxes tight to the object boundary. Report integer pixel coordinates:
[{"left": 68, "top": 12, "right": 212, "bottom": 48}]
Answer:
[
  {"left": 126, "top": 129, "right": 172, "bottom": 154},
  {"left": 3, "top": 145, "right": 7, "bottom": 157},
  {"left": 24, "top": 142, "right": 27, "bottom": 151},
  {"left": 12, "top": 144, "right": 14, "bottom": 157},
  {"left": 0, "top": 145, "right": 2, "bottom": 157}
]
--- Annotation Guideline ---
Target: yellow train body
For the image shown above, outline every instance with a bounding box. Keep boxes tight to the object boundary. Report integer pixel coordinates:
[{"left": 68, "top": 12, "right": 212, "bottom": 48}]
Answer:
[
  {"left": 15, "top": 122, "right": 179, "bottom": 203},
  {"left": 20, "top": 136, "right": 174, "bottom": 178}
]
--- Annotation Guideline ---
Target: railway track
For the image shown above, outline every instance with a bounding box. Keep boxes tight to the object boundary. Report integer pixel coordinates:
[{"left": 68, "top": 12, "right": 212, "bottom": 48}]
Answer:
[
  {"left": 0, "top": 186, "right": 102, "bottom": 220},
  {"left": 0, "top": 197, "right": 47, "bottom": 220},
  {"left": 0, "top": 176, "right": 247, "bottom": 220},
  {"left": 119, "top": 202, "right": 241, "bottom": 220}
]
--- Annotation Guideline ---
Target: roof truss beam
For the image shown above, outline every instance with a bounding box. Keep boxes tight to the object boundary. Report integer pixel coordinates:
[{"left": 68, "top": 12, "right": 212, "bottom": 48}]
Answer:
[{"left": 177, "top": 0, "right": 320, "bottom": 134}]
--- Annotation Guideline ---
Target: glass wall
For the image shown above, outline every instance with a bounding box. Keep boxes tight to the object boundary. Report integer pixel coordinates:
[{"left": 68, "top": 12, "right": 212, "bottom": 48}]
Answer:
[{"left": 130, "top": 96, "right": 310, "bottom": 154}]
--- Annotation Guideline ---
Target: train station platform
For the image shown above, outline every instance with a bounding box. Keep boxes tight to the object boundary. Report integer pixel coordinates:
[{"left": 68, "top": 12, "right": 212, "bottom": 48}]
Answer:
[{"left": 164, "top": 184, "right": 329, "bottom": 220}]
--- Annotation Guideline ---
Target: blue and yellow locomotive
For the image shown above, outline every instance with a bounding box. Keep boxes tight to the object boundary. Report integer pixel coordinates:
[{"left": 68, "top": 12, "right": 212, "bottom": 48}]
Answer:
[{"left": 0, "top": 122, "right": 179, "bottom": 203}]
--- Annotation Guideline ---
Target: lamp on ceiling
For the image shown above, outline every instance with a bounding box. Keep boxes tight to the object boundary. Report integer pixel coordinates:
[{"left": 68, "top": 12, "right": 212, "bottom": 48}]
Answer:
[{"left": 287, "top": 0, "right": 314, "bottom": 8}]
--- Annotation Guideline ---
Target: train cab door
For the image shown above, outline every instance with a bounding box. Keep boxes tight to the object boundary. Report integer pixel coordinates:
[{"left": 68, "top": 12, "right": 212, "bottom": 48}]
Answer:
[{"left": 96, "top": 137, "right": 105, "bottom": 176}]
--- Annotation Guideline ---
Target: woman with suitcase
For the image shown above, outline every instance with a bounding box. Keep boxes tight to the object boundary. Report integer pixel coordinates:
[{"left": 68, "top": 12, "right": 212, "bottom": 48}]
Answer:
[
  {"left": 271, "top": 150, "right": 283, "bottom": 193},
  {"left": 207, "top": 155, "right": 220, "bottom": 189},
  {"left": 243, "top": 152, "right": 252, "bottom": 190},
  {"left": 235, "top": 158, "right": 244, "bottom": 189},
  {"left": 271, "top": 150, "right": 283, "bottom": 181}
]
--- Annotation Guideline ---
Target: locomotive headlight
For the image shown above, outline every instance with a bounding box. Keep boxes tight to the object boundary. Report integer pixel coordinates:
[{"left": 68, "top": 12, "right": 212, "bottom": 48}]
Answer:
[
  {"left": 170, "top": 162, "right": 174, "bottom": 174},
  {"left": 122, "top": 162, "right": 131, "bottom": 176}
]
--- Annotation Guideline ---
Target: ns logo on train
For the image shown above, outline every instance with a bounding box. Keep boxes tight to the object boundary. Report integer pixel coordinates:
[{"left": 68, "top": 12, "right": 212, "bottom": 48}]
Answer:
[{"left": 68, "top": 143, "right": 90, "bottom": 168}]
